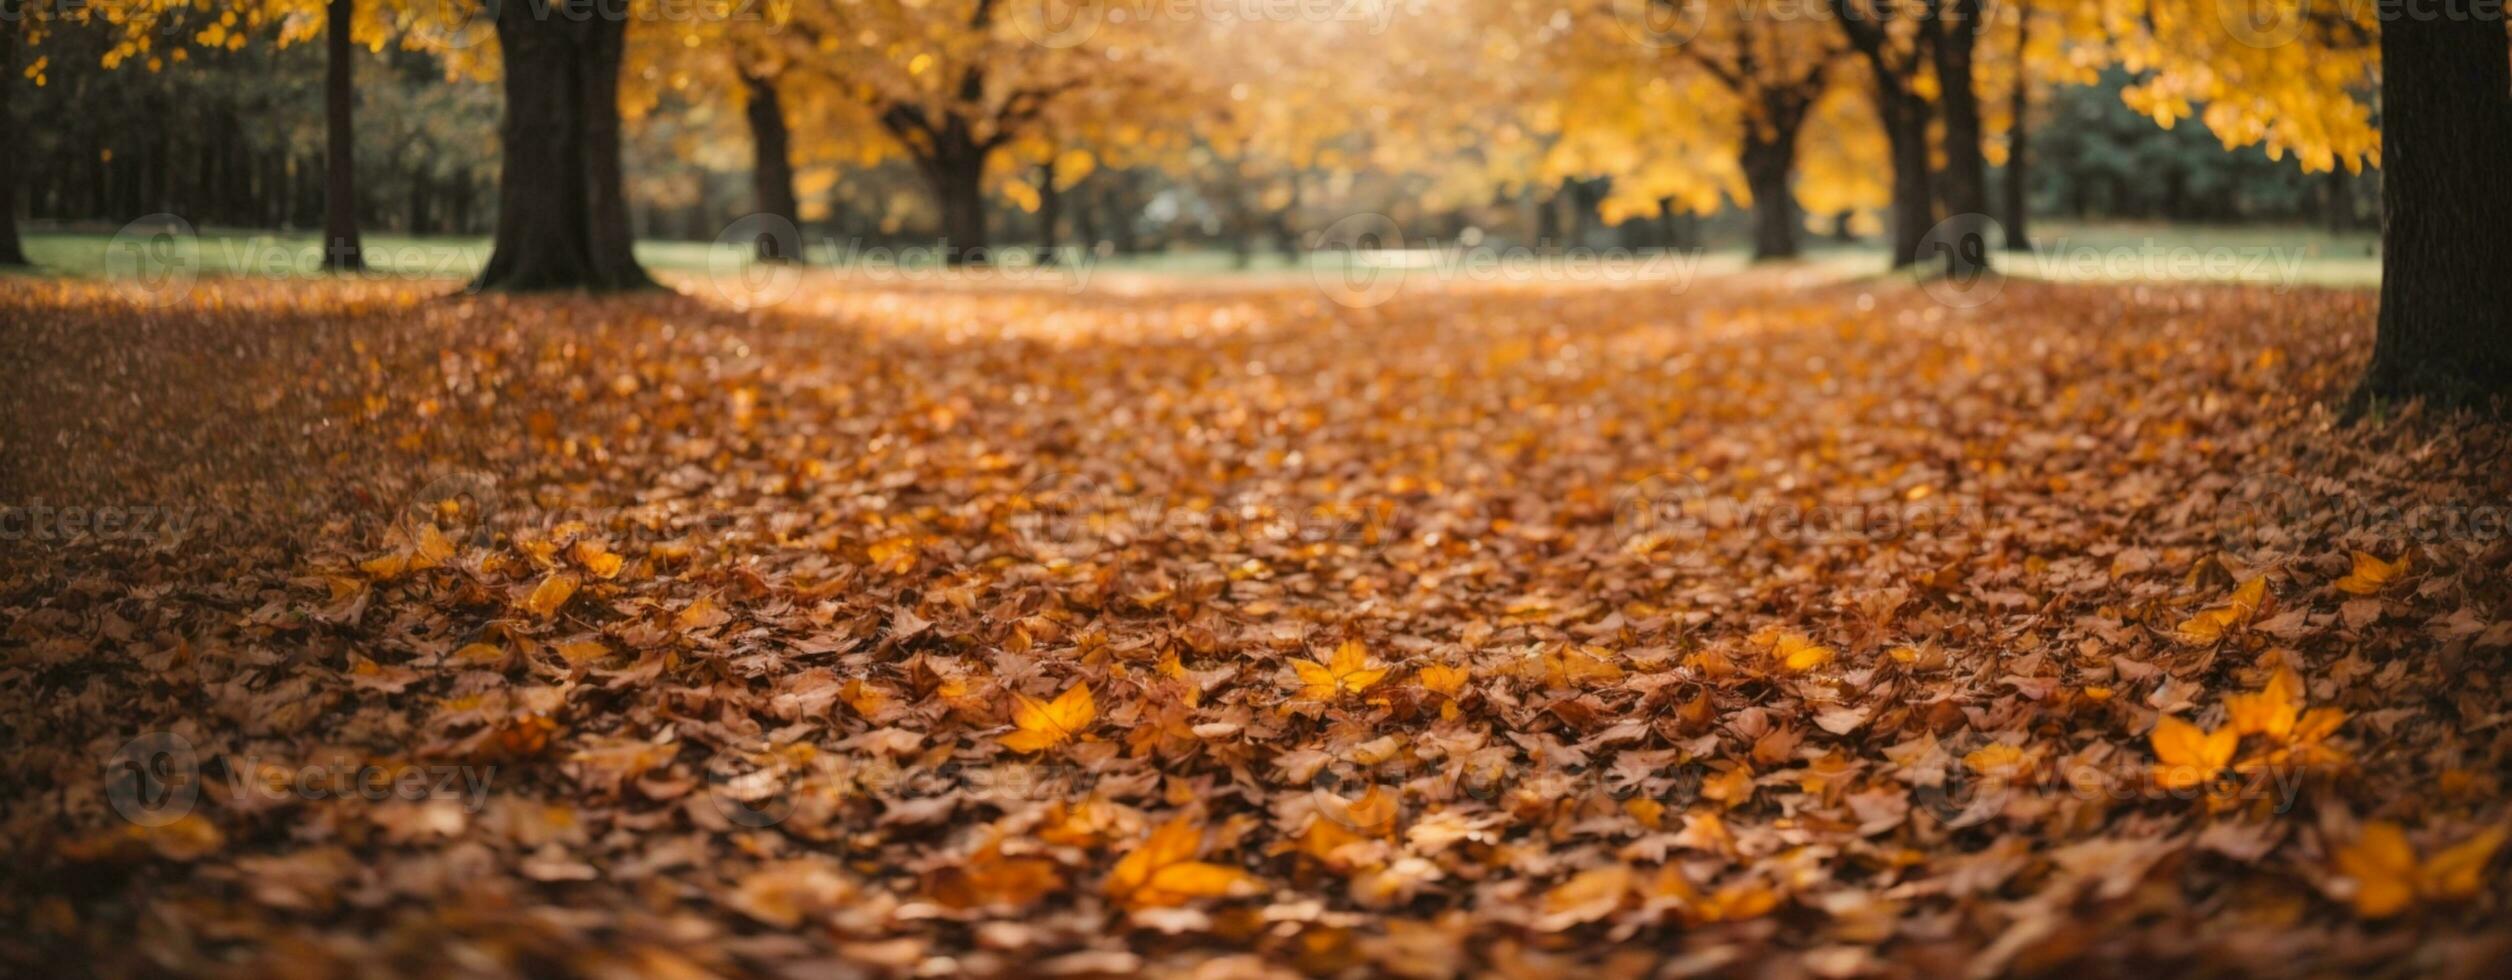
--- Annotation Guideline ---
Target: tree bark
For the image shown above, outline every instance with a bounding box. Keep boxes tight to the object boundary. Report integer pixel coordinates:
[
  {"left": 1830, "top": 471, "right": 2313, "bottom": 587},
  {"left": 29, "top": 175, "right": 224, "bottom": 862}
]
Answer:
[
  {"left": 2352, "top": 3, "right": 2512, "bottom": 409},
  {"left": 1035, "top": 160, "right": 1062, "bottom": 263},
  {"left": 1833, "top": 0, "right": 1936, "bottom": 268},
  {"left": 741, "top": 70, "right": 803, "bottom": 263},
  {"left": 2001, "top": 4, "right": 2032, "bottom": 251},
  {"left": 0, "top": 13, "right": 28, "bottom": 266},
  {"left": 322, "top": 0, "right": 365, "bottom": 272},
  {"left": 923, "top": 150, "right": 990, "bottom": 265},
  {"left": 473, "top": 1, "right": 653, "bottom": 292},
  {"left": 1739, "top": 126, "right": 1803, "bottom": 261},
  {"left": 1928, "top": 0, "right": 1992, "bottom": 276}
]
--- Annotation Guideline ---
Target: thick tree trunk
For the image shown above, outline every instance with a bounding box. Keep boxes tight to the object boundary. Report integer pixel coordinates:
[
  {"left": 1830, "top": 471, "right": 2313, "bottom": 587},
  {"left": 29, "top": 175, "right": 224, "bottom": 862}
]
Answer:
[
  {"left": 741, "top": 71, "right": 803, "bottom": 263},
  {"left": 1930, "top": 0, "right": 1992, "bottom": 276},
  {"left": 473, "top": 1, "right": 652, "bottom": 292},
  {"left": 1739, "top": 129, "right": 1802, "bottom": 261},
  {"left": 2352, "top": 4, "right": 2512, "bottom": 409},
  {"left": 1834, "top": 0, "right": 1936, "bottom": 268},
  {"left": 2001, "top": 6, "right": 2032, "bottom": 251},
  {"left": 322, "top": 0, "right": 365, "bottom": 272},
  {"left": 0, "top": 14, "right": 28, "bottom": 266},
  {"left": 1875, "top": 90, "right": 1935, "bottom": 268},
  {"left": 925, "top": 152, "right": 989, "bottom": 265}
]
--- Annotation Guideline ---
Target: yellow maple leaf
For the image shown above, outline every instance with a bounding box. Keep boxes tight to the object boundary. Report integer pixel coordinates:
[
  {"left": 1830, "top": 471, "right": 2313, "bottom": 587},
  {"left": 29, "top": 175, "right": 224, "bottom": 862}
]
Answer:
[
  {"left": 1106, "top": 815, "right": 1253, "bottom": 908},
  {"left": 413, "top": 523, "right": 456, "bottom": 567},
  {"left": 2177, "top": 576, "right": 2269, "bottom": 644},
  {"left": 1000, "top": 682, "right": 1096, "bottom": 753},
  {"left": 1293, "top": 640, "right": 1388, "bottom": 701},
  {"left": 676, "top": 595, "right": 729, "bottom": 632},
  {"left": 1964, "top": 743, "right": 2030, "bottom": 778},
  {"left": 1417, "top": 663, "right": 1470, "bottom": 697},
  {"left": 2150, "top": 715, "right": 2237, "bottom": 790},
  {"left": 1542, "top": 644, "right": 1626, "bottom": 688},
  {"left": 521, "top": 573, "right": 579, "bottom": 619},
  {"left": 1773, "top": 633, "right": 1835, "bottom": 673},
  {"left": 2333, "top": 551, "right": 2408, "bottom": 596},
  {"left": 571, "top": 539, "right": 624, "bottom": 579},
  {"left": 2224, "top": 664, "right": 2304, "bottom": 739},
  {"left": 2333, "top": 822, "right": 2508, "bottom": 918}
]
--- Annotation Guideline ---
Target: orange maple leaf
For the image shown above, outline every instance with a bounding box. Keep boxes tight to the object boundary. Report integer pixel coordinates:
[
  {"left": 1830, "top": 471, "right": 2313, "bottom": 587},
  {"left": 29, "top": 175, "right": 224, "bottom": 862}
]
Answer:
[
  {"left": 1106, "top": 815, "right": 1255, "bottom": 909},
  {"left": 1293, "top": 640, "right": 1388, "bottom": 701},
  {"left": 1000, "top": 682, "right": 1095, "bottom": 753}
]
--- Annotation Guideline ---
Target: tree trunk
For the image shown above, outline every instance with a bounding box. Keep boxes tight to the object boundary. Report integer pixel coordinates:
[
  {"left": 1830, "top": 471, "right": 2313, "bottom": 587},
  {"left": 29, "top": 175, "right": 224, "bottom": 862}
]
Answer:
[
  {"left": 1739, "top": 128, "right": 1802, "bottom": 261},
  {"left": 2352, "top": 4, "right": 2512, "bottom": 409},
  {"left": 2324, "top": 168, "right": 2355, "bottom": 236},
  {"left": 2001, "top": 5, "right": 2032, "bottom": 251},
  {"left": 1930, "top": 0, "right": 1992, "bottom": 276},
  {"left": 1833, "top": 1, "right": 1936, "bottom": 268},
  {"left": 1876, "top": 89, "right": 1935, "bottom": 268},
  {"left": 0, "top": 13, "right": 28, "bottom": 266},
  {"left": 1035, "top": 160, "right": 1062, "bottom": 263},
  {"left": 322, "top": 0, "right": 365, "bottom": 272},
  {"left": 924, "top": 151, "right": 989, "bottom": 265},
  {"left": 1072, "top": 175, "right": 1101, "bottom": 255},
  {"left": 741, "top": 71, "right": 803, "bottom": 263},
  {"left": 473, "top": 1, "right": 653, "bottom": 292}
]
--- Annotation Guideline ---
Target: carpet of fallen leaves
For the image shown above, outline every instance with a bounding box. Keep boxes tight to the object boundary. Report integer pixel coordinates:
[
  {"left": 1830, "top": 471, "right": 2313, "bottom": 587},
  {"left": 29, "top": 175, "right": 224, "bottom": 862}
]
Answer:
[{"left": 4, "top": 269, "right": 2511, "bottom": 978}]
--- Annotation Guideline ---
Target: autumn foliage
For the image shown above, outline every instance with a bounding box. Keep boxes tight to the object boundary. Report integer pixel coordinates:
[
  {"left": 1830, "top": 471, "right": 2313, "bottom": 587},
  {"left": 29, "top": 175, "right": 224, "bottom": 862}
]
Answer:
[{"left": 3, "top": 270, "right": 2511, "bottom": 975}]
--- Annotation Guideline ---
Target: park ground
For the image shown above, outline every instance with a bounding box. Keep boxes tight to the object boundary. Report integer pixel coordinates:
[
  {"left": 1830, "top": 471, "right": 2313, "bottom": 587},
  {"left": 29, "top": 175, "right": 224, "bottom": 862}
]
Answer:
[{"left": 4, "top": 258, "right": 2511, "bottom": 977}]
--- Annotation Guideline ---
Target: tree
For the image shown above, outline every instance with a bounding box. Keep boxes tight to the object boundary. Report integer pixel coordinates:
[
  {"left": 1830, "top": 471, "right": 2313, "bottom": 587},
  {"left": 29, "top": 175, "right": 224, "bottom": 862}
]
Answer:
[
  {"left": 1659, "top": 5, "right": 1846, "bottom": 260},
  {"left": 1830, "top": 0, "right": 1938, "bottom": 268},
  {"left": 470, "top": 0, "right": 652, "bottom": 291},
  {"left": 1, "top": 9, "right": 28, "bottom": 266},
  {"left": 2355, "top": 4, "right": 2512, "bottom": 407},
  {"left": 772, "top": 0, "right": 1155, "bottom": 264},
  {"left": 1921, "top": 0, "right": 1991, "bottom": 275},
  {"left": 321, "top": 0, "right": 363, "bottom": 270},
  {"left": 739, "top": 67, "right": 803, "bottom": 263},
  {"left": 89, "top": 0, "right": 375, "bottom": 271}
]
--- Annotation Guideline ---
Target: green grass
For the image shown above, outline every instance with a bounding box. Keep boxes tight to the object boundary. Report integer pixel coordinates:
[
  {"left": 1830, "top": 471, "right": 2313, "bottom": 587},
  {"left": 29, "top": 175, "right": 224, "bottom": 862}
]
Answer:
[{"left": 5, "top": 220, "right": 2383, "bottom": 291}]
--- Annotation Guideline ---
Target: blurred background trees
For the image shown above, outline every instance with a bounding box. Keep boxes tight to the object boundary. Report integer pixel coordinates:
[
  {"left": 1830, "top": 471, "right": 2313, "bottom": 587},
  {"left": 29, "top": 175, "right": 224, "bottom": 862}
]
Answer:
[{"left": 0, "top": 0, "right": 2389, "bottom": 266}]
